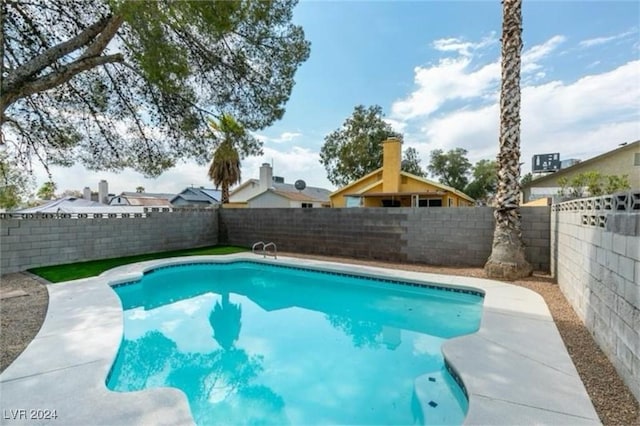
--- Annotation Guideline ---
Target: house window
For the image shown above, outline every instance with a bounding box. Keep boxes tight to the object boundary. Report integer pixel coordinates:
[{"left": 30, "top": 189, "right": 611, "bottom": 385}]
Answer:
[
  {"left": 381, "top": 199, "right": 401, "bottom": 207},
  {"left": 301, "top": 203, "right": 313, "bottom": 208},
  {"left": 448, "top": 198, "right": 454, "bottom": 207},
  {"left": 634, "top": 153, "right": 640, "bottom": 166},
  {"left": 345, "top": 196, "right": 362, "bottom": 208},
  {"left": 418, "top": 198, "right": 442, "bottom": 207}
]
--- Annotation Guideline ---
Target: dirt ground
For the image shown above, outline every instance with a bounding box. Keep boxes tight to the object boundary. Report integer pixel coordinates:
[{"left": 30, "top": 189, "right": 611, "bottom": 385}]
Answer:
[
  {"left": 0, "top": 272, "right": 48, "bottom": 372},
  {"left": 1, "top": 257, "right": 638, "bottom": 425}
]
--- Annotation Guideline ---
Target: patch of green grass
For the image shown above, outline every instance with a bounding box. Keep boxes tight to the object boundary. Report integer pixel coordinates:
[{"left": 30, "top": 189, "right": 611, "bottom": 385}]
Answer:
[{"left": 28, "top": 245, "right": 248, "bottom": 283}]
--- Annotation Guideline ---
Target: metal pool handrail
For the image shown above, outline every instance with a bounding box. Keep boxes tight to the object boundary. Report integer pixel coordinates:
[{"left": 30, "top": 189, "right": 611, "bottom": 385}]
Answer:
[
  {"left": 252, "top": 241, "right": 277, "bottom": 259},
  {"left": 263, "top": 242, "right": 277, "bottom": 259},
  {"left": 252, "top": 241, "right": 265, "bottom": 255}
]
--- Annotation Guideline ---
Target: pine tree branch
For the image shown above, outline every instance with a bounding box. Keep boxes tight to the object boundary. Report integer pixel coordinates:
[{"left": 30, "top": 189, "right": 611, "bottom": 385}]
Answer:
[
  {"left": 79, "top": 15, "right": 124, "bottom": 60},
  {"left": 1, "top": 54, "right": 124, "bottom": 108},
  {"left": 3, "top": 15, "right": 112, "bottom": 93}
]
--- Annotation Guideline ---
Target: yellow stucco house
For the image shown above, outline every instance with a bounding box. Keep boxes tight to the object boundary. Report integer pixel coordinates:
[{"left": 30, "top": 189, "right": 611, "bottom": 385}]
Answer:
[{"left": 330, "top": 137, "right": 475, "bottom": 208}]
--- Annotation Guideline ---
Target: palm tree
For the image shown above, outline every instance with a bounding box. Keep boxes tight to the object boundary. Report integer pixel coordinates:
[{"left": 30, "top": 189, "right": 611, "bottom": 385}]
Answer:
[
  {"left": 484, "top": 0, "right": 532, "bottom": 280},
  {"left": 207, "top": 114, "right": 262, "bottom": 204},
  {"left": 208, "top": 140, "right": 241, "bottom": 204}
]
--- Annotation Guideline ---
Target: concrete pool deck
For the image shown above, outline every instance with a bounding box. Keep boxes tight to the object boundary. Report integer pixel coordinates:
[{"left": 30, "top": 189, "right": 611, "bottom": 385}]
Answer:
[{"left": 0, "top": 254, "right": 600, "bottom": 425}]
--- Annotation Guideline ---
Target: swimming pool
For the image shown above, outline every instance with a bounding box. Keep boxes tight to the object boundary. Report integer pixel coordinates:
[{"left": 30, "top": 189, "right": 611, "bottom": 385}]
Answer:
[{"left": 106, "top": 261, "right": 483, "bottom": 425}]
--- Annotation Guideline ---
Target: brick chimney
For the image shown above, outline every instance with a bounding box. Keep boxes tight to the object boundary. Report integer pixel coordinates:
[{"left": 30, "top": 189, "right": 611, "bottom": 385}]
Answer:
[{"left": 382, "top": 137, "right": 402, "bottom": 193}]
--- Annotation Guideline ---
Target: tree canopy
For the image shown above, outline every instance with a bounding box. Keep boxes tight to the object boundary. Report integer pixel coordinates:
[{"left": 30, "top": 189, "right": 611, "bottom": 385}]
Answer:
[
  {"left": 427, "top": 148, "right": 472, "bottom": 191},
  {"left": 1, "top": 0, "right": 310, "bottom": 177},
  {"left": 0, "top": 155, "right": 31, "bottom": 209},
  {"left": 464, "top": 159, "right": 497, "bottom": 202},
  {"left": 37, "top": 180, "right": 57, "bottom": 200},
  {"left": 520, "top": 172, "right": 532, "bottom": 187},
  {"left": 320, "top": 105, "right": 414, "bottom": 187},
  {"left": 401, "top": 147, "right": 426, "bottom": 178},
  {"left": 557, "top": 171, "right": 630, "bottom": 199}
]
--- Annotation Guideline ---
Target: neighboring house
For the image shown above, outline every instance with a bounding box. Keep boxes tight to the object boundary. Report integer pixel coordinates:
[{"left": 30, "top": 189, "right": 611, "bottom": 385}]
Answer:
[
  {"left": 228, "top": 163, "right": 331, "bottom": 208},
  {"left": 16, "top": 197, "right": 104, "bottom": 213},
  {"left": 14, "top": 197, "right": 149, "bottom": 214},
  {"left": 170, "top": 187, "right": 221, "bottom": 207},
  {"left": 521, "top": 140, "right": 640, "bottom": 203},
  {"left": 247, "top": 188, "right": 327, "bottom": 208},
  {"left": 330, "top": 137, "right": 475, "bottom": 208},
  {"left": 110, "top": 192, "right": 174, "bottom": 209}
]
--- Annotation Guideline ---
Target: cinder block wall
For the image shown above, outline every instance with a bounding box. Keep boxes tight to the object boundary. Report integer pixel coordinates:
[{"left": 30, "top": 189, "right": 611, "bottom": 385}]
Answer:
[
  {"left": 403, "top": 206, "right": 549, "bottom": 270},
  {"left": 551, "top": 191, "right": 640, "bottom": 401},
  {"left": 2, "top": 207, "right": 550, "bottom": 274},
  {"left": 0, "top": 210, "right": 218, "bottom": 274},
  {"left": 219, "top": 207, "right": 550, "bottom": 271}
]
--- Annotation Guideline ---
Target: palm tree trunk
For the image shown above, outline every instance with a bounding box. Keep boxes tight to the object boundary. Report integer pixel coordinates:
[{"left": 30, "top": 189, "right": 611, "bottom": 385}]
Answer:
[
  {"left": 221, "top": 181, "right": 229, "bottom": 204},
  {"left": 484, "top": 0, "right": 532, "bottom": 280}
]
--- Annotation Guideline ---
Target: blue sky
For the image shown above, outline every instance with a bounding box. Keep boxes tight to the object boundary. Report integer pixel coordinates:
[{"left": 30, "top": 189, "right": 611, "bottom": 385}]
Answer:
[{"left": 40, "top": 0, "right": 640, "bottom": 195}]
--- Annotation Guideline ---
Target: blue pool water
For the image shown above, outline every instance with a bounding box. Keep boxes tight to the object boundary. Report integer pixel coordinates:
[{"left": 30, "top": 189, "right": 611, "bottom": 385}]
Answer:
[{"left": 107, "top": 261, "right": 483, "bottom": 425}]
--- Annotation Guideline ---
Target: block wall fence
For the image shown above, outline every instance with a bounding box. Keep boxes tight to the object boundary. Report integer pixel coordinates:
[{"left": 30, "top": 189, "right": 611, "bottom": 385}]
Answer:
[
  {"left": 218, "top": 207, "right": 550, "bottom": 271},
  {"left": 551, "top": 191, "right": 640, "bottom": 402},
  {"left": 0, "top": 210, "right": 219, "bottom": 274},
  {"left": 1, "top": 206, "right": 550, "bottom": 274}
]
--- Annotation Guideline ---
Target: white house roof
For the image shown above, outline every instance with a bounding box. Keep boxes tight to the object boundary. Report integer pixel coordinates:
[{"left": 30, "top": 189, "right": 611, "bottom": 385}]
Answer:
[
  {"left": 118, "top": 191, "right": 175, "bottom": 201},
  {"left": 232, "top": 179, "right": 331, "bottom": 203},
  {"left": 15, "top": 197, "right": 150, "bottom": 214},
  {"left": 247, "top": 188, "right": 327, "bottom": 203},
  {"left": 111, "top": 192, "right": 175, "bottom": 207}
]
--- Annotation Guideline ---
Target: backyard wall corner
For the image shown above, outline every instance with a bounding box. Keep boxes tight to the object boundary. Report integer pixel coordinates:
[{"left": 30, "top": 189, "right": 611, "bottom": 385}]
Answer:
[{"left": 551, "top": 191, "right": 640, "bottom": 402}]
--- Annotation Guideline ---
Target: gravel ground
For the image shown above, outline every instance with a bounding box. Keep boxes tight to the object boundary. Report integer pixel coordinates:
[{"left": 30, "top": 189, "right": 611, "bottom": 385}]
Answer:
[
  {"left": 0, "top": 272, "right": 48, "bottom": 372},
  {"left": 1, "top": 259, "right": 638, "bottom": 425}
]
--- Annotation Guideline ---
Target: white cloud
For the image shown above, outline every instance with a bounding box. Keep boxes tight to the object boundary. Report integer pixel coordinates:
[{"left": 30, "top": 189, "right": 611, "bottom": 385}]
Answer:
[
  {"left": 383, "top": 118, "right": 407, "bottom": 133},
  {"left": 390, "top": 33, "right": 500, "bottom": 121},
  {"left": 522, "top": 61, "right": 639, "bottom": 127},
  {"left": 278, "top": 132, "right": 303, "bottom": 142},
  {"left": 432, "top": 33, "right": 497, "bottom": 57},
  {"left": 390, "top": 57, "right": 500, "bottom": 120},
  {"left": 522, "top": 35, "right": 566, "bottom": 74},
  {"left": 252, "top": 131, "right": 303, "bottom": 144},
  {"left": 389, "top": 30, "right": 638, "bottom": 180},
  {"left": 391, "top": 35, "right": 566, "bottom": 123},
  {"left": 420, "top": 104, "right": 498, "bottom": 159},
  {"left": 579, "top": 29, "right": 637, "bottom": 48},
  {"left": 405, "top": 60, "right": 640, "bottom": 175}
]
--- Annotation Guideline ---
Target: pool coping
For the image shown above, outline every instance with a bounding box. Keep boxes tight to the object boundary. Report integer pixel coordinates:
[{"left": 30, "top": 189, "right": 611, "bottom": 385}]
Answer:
[{"left": 0, "top": 254, "right": 601, "bottom": 425}]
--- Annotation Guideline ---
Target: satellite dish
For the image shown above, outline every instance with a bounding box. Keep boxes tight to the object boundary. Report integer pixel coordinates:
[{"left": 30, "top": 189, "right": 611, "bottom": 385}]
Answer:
[{"left": 294, "top": 179, "right": 306, "bottom": 191}]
